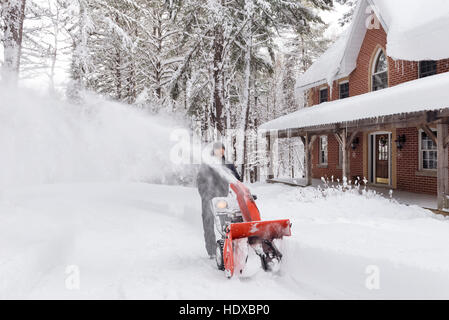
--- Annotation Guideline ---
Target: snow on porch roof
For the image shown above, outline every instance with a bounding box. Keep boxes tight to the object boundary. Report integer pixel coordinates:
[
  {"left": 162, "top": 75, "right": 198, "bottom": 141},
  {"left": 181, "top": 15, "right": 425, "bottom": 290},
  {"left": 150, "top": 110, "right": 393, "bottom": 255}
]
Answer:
[
  {"left": 296, "top": 0, "right": 449, "bottom": 91},
  {"left": 261, "top": 72, "right": 449, "bottom": 131}
]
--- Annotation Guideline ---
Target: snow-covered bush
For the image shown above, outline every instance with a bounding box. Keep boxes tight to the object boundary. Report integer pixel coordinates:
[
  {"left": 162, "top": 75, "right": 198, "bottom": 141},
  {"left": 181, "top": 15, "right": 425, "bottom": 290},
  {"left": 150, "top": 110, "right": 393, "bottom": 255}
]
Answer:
[{"left": 297, "top": 176, "right": 396, "bottom": 204}]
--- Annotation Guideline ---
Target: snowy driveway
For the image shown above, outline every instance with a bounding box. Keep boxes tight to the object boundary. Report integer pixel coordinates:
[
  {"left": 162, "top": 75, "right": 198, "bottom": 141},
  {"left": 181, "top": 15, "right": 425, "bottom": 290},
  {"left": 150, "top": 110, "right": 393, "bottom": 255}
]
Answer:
[{"left": 0, "top": 183, "right": 448, "bottom": 299}]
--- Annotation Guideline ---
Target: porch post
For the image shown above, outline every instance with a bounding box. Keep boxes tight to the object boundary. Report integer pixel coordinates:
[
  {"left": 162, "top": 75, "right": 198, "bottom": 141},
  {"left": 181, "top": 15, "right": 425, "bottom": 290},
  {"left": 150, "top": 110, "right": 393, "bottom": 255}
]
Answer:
[
  {"left": 266, "top": 131, "right": 276, "bottom": 180},
  {"left": 335, "top": 130, "right": 351, "bottom": 181},
  {"left": 342, "top": 131, "right": 350, "bottom": 180},
  {"left": 437, "top": 122, "right": 449, "bottom": 210},
  {"left": 304, "top": 133, "right": 316, "bottom": 186}
]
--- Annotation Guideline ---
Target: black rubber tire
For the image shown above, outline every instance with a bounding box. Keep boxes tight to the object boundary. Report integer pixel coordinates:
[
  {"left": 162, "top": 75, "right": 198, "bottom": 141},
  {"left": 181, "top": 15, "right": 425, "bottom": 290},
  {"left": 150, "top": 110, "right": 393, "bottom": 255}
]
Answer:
[
  {"left": 259, "top": 240, "right": 282, "bottom": 272},
  {"left": 216, "top": 240, "right": 225, "bottom": 271},
  {"left": 260, "top": 255, "right": 269, "bottom": 272}
]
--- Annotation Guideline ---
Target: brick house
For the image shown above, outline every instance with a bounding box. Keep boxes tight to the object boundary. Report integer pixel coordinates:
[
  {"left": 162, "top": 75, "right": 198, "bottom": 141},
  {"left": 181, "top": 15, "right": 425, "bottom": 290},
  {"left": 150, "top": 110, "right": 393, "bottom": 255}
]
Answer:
[{"left": 260, "top": 0, "right": 449, "bottom": 209}]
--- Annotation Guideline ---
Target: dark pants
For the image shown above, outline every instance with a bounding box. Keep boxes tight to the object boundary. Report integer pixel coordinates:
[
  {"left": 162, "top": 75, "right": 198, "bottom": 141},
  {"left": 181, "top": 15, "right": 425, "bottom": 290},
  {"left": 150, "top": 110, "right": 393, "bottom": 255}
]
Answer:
[{"left": 201, "top": 198, "right": 217, "bottom": 256}]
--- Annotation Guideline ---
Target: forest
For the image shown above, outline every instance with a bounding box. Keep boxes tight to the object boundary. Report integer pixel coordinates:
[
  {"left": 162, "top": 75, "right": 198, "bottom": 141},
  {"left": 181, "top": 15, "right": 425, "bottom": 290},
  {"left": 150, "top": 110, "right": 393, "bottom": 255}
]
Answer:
[{"left": 1, "top": 0, "right": 354, "bottom": 181}]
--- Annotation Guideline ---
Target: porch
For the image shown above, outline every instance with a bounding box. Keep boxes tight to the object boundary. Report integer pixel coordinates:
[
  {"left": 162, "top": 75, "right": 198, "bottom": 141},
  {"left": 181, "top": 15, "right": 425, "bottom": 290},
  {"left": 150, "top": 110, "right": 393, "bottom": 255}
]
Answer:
[{"left": 260, "top": 73, "right": 449, "bottom": 210}]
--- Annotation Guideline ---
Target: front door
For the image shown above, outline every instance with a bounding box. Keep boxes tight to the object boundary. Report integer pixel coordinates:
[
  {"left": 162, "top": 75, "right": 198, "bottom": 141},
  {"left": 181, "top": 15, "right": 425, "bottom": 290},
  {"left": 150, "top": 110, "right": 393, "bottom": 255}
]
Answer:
[{"left": 375, "top": 134, "right": 390, "bottom": 184}]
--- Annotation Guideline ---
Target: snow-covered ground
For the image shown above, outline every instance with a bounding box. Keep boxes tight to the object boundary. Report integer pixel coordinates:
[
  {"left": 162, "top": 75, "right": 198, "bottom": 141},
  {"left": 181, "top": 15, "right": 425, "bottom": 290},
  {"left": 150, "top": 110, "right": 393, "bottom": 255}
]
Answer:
[
  {"left": 2, "top": 86, "right": 449, "bottom": 299},
  {"left": 1, "top": 182, "right": 449, "bottom": 300}
]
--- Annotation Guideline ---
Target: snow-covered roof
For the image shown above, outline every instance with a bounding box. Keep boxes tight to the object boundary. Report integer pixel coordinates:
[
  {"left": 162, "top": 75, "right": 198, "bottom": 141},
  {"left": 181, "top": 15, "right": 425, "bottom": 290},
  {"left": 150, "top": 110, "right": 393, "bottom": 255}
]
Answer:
[
  {"left": 295, "top": 31, "right": 350, "bottom": 90},
  {"left": 261, "top": 71, "right": 449, "bottom": 131},
  {"left": 296, "top": 0, "right": 449, "bottom": 91},
  {"left": 378, "top": 0, "right": 449, "bottom": 61}
]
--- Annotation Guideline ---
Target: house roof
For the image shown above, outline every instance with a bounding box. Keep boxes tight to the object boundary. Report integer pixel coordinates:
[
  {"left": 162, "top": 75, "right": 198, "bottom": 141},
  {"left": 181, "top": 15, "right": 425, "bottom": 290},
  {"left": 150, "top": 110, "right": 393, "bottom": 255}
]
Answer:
[
  {"left": 380, "top": 0, "right": 449, "bottom": 61},
  {"left": 261, "top": 71, "right": 449, "bottom": 131},
  {"left": 296, "top": 0, "right": 449, "bottom": 91}
]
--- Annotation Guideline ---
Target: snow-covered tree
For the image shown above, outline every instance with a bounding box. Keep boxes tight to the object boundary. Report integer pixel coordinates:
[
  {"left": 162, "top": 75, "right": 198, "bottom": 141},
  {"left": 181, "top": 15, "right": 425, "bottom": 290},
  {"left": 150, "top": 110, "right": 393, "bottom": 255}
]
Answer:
[
  {"left": 19, "top": 0, "right": 72, "bottom": 94},
  {"left": 1, "top": 0, "right": 27, "bottom": 84},
  {"left": 336, "top": 0, "right": 358, "bottom": 26}
]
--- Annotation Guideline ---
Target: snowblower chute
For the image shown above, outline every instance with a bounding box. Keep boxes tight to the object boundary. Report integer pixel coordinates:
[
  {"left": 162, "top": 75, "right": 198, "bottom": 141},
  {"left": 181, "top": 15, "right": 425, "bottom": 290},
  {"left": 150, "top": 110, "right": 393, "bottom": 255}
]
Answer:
[
  {"left": 228, "top": 220, "right": 292, "bottom": 240},
  {"left": 212, "top": 180, "right": 291, "bottom": 278}
]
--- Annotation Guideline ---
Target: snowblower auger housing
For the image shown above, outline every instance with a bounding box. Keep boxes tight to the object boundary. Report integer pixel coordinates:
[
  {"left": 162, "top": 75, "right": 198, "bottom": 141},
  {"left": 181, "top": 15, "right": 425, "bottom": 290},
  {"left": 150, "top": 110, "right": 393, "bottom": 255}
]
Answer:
[{"left": 212, "top": 180, "right": 291, "bottom": 278}]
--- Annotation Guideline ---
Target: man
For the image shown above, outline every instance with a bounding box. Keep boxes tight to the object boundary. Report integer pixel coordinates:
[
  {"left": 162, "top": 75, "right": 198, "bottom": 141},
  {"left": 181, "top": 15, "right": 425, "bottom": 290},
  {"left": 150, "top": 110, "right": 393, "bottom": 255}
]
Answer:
[{"left": 196, "top": 142, "right": 242, "bottom": 258}]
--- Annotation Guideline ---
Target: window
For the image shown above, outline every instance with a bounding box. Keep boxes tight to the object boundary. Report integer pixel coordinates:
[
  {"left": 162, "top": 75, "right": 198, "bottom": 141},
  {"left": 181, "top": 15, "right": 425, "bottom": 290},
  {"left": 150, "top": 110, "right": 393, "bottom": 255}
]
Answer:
[
  {"left": 319, "top": 136, "right": 328, "bottom": 165},
  {"left": 419, "top": 61, "right": 437, "bottom": 78},
  {"left": 339, "top": 82, "right": 349, "bottom": 99},
  {"left": 319, "top": 87, "right": 328, "bottom": 104},
  {"left": 372, "top": 50, "right": 388, "bottom": 91},
  {"left": 378, "top": 137, "right": 389, "bottom": 161},
  {"left": 420, "top": 130, "right": 437, "bottom": 170}
]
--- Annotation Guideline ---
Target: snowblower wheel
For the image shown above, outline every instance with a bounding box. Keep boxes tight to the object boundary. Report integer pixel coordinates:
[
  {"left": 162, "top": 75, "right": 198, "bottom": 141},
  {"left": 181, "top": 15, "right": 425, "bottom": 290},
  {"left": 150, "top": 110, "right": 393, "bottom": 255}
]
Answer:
[
  {"left": 260, "top": 240, "right": 282, "bottom": 272},
  {"left": 216, "top": 240, "right": 225, "bottom": 271}
]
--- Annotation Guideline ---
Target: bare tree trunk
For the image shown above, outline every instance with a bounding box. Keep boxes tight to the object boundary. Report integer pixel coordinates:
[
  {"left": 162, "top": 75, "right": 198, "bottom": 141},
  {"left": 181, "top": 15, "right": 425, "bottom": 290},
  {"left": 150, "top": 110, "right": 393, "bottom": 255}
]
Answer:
[
  {"left": 241, "top": 18, "right": 252, "bottom": 182},
  {"left": 212, "top": 25, "right": 224, "bottom": 134},
  {"left": 153, "top": 11, "right": 162, "bottom": 100},
  {"left": 1, "top": 0, "right": 26, "bottom": 85},
  {"left": 115, "top": 48, "right": 122, "bottom": 100}
]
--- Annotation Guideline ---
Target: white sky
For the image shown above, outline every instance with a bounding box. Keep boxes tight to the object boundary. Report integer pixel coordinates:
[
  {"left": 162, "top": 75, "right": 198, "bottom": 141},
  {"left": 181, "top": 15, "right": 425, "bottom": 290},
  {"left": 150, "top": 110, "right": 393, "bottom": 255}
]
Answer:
[{"left": 322, "top": 1, "right": 351, "bottom": 38}]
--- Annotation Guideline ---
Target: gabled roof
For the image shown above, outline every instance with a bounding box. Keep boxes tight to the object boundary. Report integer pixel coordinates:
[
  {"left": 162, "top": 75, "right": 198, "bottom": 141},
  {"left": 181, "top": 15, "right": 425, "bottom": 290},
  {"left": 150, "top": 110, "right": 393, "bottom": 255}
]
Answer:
[
  {"left": 296, "top": 0, "right": 373, "bottom": 91},
  {"left": 296, "top": 0, "right": 449, "bottom": 91}
]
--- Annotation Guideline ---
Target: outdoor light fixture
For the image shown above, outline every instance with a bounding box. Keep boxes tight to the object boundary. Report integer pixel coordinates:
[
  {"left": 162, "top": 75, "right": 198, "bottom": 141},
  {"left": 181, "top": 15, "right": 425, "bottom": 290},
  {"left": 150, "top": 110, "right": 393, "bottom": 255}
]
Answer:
[
  {"left": 395, "top": 135, "right": 406, "bottom": 150},
  {"left": 351, "top": 137, "right": 360, "bottom": 150}
]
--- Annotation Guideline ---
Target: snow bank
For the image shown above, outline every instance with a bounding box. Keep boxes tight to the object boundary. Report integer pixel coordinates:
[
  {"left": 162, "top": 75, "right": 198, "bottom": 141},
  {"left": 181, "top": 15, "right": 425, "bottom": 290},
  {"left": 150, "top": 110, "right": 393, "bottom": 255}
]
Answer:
[
  {"left": 262, "top": 71, "right": 449, "bottom": 131},
  {"left": 373, "top": 0, "right": 449, "bottom": 61},
  {"left": 254, "top": 183, "right": 449, "bottom": 299},
  {"left": 2, "top": 182, "right": 449, "bottom": 299},
  {"left": 0, "top": 86, "right": 186, "bottom": 188}
]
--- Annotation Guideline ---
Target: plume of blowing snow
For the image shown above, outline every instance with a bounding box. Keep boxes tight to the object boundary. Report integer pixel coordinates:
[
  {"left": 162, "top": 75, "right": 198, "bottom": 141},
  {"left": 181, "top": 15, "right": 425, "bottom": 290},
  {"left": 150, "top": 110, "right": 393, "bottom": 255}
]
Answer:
[{"left": 0, "top": 87, "right": 186, "bottom": 188}]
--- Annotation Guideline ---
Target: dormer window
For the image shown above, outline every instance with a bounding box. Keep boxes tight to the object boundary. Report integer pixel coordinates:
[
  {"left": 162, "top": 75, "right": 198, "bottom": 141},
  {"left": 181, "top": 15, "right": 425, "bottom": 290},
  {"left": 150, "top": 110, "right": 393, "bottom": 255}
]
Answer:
[
  {"left": 419, "top": 61, "right": 437, "bottom": 78},
  {"left": 372, "top": 49, "right": 388, "bottom": 91},
  {"left": 319, "top": 87, "right": 328, "bottom": 104},
  {"left": 339, "top": 81, "right": 349, "bottom": 99}
]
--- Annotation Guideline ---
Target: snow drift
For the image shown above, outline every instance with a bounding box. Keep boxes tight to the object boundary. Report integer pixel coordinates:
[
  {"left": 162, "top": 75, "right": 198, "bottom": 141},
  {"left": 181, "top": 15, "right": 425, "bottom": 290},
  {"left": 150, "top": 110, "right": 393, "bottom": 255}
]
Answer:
[
  {"left": 2, "top": 182, "right": 449, "bottom": 299},
  {"left": 0, "top": 86, "right": 186, "bottom": 188},
  {"left": 373, "top": 0, "right": 449, "bottom": 61}
]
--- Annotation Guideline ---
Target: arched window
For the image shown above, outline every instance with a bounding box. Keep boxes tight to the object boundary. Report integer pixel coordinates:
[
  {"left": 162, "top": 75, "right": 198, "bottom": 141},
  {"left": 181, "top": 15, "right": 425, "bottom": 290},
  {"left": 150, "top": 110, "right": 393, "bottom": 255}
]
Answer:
[{"left": 372, "top": 49, "right": 388, "bottom": 91}]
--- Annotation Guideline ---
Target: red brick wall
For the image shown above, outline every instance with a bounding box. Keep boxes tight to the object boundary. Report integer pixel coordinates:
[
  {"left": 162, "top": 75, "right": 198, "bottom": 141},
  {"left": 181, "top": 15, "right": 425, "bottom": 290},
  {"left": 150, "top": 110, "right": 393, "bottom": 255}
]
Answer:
[
  {"left": 349, "top": 26, "right": 387, "bottom": 96},
  {"left": 396, "top": 128, "right": 437, "bottom": 195},
  {"left": 350, "top": 133, "right": 364, "bottom": 181},
  {"left": 312, "top": 135, "right": 342, "bottom": 180},
  {"left": 312, "top": 133, "right": 364, "bottom": 183},
  {"left": 438, "top": 60, "right": 449, "bottom": 74},
  {"left": 307, "top": 22, "right": 449, "bottom": 195}
]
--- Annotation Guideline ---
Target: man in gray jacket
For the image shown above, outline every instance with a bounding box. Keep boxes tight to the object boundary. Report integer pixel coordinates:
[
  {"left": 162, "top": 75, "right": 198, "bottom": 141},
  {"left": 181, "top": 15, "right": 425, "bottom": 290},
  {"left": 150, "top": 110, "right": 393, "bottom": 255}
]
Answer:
[{"left": 196, "top": 142, "right": 242, "bottom": 258}]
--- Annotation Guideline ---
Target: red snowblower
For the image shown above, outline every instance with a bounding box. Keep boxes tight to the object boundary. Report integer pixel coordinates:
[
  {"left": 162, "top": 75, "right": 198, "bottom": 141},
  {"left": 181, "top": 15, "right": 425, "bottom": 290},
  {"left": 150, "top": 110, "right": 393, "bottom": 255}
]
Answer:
[{"left": 211, "top": 181, "right": 291, "bottom": 278}]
